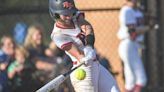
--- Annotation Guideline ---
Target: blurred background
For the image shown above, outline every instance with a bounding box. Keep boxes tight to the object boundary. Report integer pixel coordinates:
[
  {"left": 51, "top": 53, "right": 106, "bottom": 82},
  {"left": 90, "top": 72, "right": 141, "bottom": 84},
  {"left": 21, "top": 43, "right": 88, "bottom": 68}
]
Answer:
[{"left": 0, "top": 0, "right": 164, "bottom": 92}]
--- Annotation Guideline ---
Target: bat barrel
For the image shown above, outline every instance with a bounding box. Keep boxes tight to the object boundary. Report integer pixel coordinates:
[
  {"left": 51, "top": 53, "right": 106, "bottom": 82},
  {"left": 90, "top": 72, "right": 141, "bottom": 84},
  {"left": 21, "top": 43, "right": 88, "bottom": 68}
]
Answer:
[
  {"left": 36, "top": 63, "right": 84, "bottom": 92},
  {"left": 36, "top": 75, "right": 65, "bottom": 92}
]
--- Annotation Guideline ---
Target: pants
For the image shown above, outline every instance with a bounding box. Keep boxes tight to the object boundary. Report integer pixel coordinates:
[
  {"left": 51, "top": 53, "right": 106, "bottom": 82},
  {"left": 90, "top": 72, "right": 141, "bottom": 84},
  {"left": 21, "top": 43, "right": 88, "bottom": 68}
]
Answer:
[
  {"left": 118, "top": 39, "right": 147, "bottom": 91},
  {"left": 70, "top": 61, "right": 120, "bottom": 92}
]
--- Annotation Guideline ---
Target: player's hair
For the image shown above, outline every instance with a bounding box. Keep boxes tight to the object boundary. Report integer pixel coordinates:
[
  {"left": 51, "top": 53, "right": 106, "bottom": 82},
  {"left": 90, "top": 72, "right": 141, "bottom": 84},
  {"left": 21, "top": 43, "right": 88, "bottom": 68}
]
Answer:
[
  {"left": 24, "top": 23, "right": 44, "bottom": 49},
  {"left": 54, "top": 13, "right": 60, "bottom": 21},
  {"left": 0, "top": 35, "right": 15, "bottom": 48},
  {"left": 86, "top": 34, "right": 95, "bottom": 47},
  {"left": 15, "top": 45, "right": 29, "bottom": 58}
]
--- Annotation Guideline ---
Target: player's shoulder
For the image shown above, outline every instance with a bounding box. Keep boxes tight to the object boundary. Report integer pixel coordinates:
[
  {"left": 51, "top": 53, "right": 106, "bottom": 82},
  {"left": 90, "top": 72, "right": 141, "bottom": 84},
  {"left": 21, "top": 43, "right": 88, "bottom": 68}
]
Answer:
[
  {"left": 51, "top": 23, "right": 62, "bottom": 40},
  {"left": 51, "top": 23, "right": 63, "bottom": 33},
  {"left": 121, "top": 6, "right": 134, "bottom": 13},
  {"left": 51, "top": 25, "right": 70, "bottom": 40}
]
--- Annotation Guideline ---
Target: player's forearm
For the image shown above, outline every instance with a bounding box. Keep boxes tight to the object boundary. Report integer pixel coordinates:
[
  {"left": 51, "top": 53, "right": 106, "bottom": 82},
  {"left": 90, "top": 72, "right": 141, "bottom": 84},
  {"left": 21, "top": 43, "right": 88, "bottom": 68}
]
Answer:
[
  {"left": 81, "top": 25, "right": 95, "bottom": 44},
  {"left": 81, "top": 24, "right": 94, "bottom": 35},
  {"left": 66, "top": 44, "right": 84, "bottom": 62},
  {"left": 65, "top": 44, "right": 96, "bottom": 64},
  {"left": 81, "top": 24, "right": 95, "bottom": 47},
  {"left": 77, "top": 15, "right": 95, "bottom": 47},
  {"left": 135, "top": 26, "right": 150, "bottom": 35},
  {"left": 78, "top": 15, "right": 94, "bottom": 35},
  {"left": 128, "top": 25, "right": 149, "bottom": 39}
]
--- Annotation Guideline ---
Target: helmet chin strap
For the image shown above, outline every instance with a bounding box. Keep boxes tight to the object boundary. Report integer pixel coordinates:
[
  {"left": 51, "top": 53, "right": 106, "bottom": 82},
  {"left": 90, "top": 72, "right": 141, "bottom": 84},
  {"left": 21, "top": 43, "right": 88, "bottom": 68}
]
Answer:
[
  {"left": 60, "top": 17, "right": 73, "bottom": 24},
  {"left": 58, "top": 19, "right": 74, "bottom": 27}
]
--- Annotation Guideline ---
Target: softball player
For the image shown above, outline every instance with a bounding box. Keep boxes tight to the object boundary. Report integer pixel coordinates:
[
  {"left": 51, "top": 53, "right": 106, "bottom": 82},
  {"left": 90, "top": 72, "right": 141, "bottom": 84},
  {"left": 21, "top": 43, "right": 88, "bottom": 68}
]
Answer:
[
  {"left": 49, "top": 0, "right": 120, "bottom": 92},
  {"left": 117, "top": 0, "right": 147, "bottom": 92},
  {"left": 135, "top": 7, "right": 145, "bottom": 50}
]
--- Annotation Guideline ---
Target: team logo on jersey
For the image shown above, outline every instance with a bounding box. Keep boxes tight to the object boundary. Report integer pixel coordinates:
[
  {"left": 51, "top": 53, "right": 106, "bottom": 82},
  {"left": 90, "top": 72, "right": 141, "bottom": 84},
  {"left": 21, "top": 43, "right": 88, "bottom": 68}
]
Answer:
[{"left": 63, "top": 1, "right": 74, "bottom": 9}]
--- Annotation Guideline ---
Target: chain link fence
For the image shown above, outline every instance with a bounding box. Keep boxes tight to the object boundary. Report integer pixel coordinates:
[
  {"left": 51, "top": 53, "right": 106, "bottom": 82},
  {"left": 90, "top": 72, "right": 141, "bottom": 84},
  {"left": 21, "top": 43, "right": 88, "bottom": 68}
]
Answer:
[
  {"left": 0, "top": 0, "right": 164, "bottom": 92},
  {"left": 0, "top": 0, "right": 132, "bottom": 92}
]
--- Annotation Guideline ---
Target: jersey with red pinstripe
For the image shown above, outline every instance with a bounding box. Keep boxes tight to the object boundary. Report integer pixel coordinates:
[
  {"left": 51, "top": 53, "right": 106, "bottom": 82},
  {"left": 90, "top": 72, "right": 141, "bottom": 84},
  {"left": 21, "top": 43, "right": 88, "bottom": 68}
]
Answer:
[
  {"left": 51, "top": 11, "right": 120, "bottom": 92},
  {"left": 51, "top": 18, "right": 86, "bottom": 64}
]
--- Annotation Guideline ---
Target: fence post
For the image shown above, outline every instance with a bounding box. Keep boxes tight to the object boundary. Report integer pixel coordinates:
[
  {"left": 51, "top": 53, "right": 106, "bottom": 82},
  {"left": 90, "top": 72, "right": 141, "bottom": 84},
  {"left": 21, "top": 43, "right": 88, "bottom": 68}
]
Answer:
[{"left": 145, "top": 0, "right": 159, "bottom": 91}]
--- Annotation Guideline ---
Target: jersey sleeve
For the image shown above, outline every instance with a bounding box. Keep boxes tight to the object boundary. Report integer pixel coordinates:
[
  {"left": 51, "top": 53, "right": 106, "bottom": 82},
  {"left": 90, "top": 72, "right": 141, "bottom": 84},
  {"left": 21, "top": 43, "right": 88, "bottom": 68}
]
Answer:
[
  {"left": 136, "top": 10, "right": 144, "bottom": 26},
  {"left": 51, "top": 33, "right": 74, "bottom": 50},
  {"left": 120, "top": 7, "right": 136, "bottom": 25},
  {"left": 124, "top": 9, "right": 136, "bottom": 25}
]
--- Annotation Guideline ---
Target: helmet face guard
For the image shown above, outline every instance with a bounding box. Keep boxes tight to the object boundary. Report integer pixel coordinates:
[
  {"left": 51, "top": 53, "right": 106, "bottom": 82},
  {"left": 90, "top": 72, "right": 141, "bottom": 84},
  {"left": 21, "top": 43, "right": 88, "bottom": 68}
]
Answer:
[{"left": 49, "top": 0, "right": 78, "bottom": 20}]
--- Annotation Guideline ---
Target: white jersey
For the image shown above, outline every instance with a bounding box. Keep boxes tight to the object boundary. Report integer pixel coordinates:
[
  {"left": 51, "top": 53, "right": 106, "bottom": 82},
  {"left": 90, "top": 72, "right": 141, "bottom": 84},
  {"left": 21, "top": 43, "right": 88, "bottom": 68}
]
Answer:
[
  {"left": 118, "top": 7, "right": 147, "bottom": 91},
  {"left": 51, "top": 19, "right": 86, "bottom": 63},
  {"left": 51, "top": 12, "right": 120, "bottom": 92},
  {"left": 117, "top": 6, "right": 137, "bottom": 40}
]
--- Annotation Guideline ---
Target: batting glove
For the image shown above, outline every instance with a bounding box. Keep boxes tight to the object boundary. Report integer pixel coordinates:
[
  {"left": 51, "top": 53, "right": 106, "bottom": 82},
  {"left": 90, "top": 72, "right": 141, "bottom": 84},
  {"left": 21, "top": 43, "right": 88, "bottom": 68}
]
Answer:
[{"left": 80, "top": 46, "right": 96, "bottom": 65}]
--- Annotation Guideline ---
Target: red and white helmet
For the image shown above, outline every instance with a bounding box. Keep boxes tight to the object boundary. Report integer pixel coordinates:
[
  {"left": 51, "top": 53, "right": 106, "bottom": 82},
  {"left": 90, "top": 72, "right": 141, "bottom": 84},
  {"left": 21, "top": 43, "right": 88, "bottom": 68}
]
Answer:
[{"left": 49, "top": 0, "right": 78, "bottom": 20}]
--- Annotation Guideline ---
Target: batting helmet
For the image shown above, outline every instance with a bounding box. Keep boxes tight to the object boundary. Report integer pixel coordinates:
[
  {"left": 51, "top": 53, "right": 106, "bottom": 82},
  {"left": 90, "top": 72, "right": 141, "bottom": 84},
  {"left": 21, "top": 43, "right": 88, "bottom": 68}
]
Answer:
[{"left": 49, "top": 0, "right": 78, "bottom": 20}]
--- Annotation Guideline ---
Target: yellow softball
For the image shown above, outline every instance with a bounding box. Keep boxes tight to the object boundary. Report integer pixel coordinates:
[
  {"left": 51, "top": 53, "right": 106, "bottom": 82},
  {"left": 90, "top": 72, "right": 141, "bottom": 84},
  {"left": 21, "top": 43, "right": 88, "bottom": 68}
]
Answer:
[{"left": 74, "top": 68, "right": 86, "bottom": 80}]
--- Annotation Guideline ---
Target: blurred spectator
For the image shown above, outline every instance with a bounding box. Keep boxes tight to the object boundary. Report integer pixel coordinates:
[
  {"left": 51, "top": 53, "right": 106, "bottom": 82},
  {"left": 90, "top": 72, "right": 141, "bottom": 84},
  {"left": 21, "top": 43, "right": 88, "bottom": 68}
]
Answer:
[
  {"left": 8, "top": 46, "right": 29, "bottom": 79},
  {"left": 7, "top": 46, "right": 27, "bottom": 92},
  {"left": 47, "top": 41, "right": 65, "bottom": 57},
  {"left": 46, "top": 41, "right": 72, "bottom": 75},
  {"left": 117, "top": 0, "right": 148, "bottom": 92},
  {"left": 24, "top": 23, "right": 57, "bottom": 89},
  {"left": 46, "top": 41, "right": 68, "bottom": 65},
  {"left": 13, "top": 22, "right": 28, "bottom": 45},
  {"left": 46, "top": 41, "right": 74, "bottom": 92},
  {"left": 24, "top": 24, "right": 74, "bottom": 92},
  {"left": 8, "top": 46, "right": 41, "bottom": 92},
  {"left": 24, "top": 23, "right": 54, "bottom": 71},
  {"left": 0, "top": 36, "right": 15, "bottom": 92}
]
